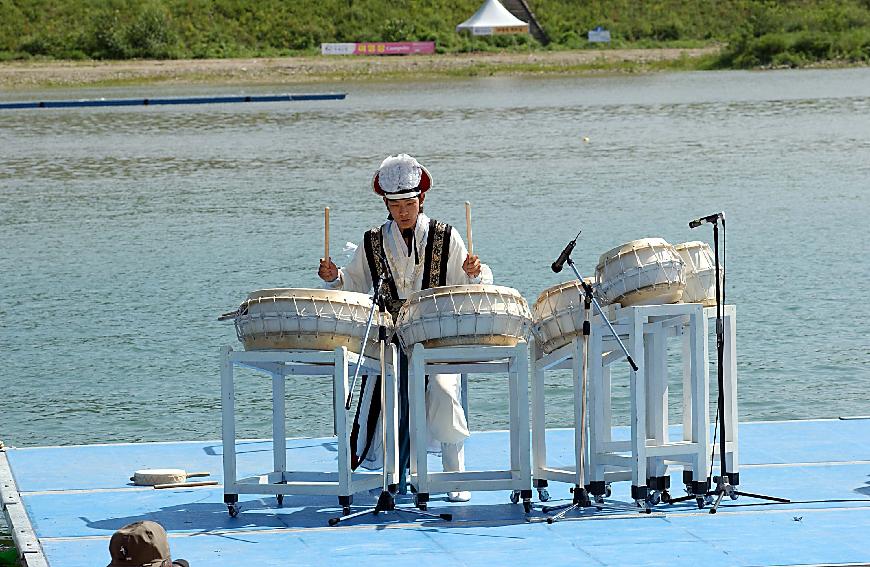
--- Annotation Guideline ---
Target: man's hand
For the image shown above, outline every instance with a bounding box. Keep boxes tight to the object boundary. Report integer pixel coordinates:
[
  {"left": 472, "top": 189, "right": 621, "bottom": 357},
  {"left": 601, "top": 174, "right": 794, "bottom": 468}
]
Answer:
[
  {"left": 318, "top": 258, "right": 338, "bottom": 282},
  {"left": 463, "top": 254, "right": 481, "bottom": 279}
]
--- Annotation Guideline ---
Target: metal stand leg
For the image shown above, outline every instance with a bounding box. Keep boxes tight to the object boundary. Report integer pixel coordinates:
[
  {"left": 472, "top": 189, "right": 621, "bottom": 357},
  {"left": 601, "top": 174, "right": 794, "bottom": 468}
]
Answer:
[{"left": 329, "top": 296, "right": 452, "bottom": 526}]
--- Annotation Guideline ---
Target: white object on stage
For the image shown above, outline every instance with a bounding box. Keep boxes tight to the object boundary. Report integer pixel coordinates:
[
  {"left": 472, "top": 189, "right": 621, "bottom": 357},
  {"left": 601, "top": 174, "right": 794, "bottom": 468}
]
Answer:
[
  {"left": 131, "top": 469, "right": 210, "bottom": 486},
  {"left": 229, "top": 288, "right": 393, "bottom": 357},
  {"left": 595, "top": 237, "right": 685, "bottom": 307},
  {"left": 531, "top": 278, "right": 600, "bottom": 354},
  {"left": 674, "top": 241, "right": 720, "bottom": 306},
  {"left": 395, "top": 284, "right": 532, "bottom": 352}
]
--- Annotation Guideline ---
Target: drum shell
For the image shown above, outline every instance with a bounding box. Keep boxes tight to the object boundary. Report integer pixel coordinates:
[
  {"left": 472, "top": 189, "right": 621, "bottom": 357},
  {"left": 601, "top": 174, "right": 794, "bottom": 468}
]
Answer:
[
  {"left": 396, "top": 284, "right": 532, "bottom": 352},
  {"left": 532, "top": 278, "right": 601, "bottom": 354},
  {"left": 232, "top": 288, "right": 393, "bottom": 358},
  {"left": 674, "top": 241, "right": 721, "bottom": 306},
  {"left": 596, "top": 238, "right": 686, "bottom": 307}
]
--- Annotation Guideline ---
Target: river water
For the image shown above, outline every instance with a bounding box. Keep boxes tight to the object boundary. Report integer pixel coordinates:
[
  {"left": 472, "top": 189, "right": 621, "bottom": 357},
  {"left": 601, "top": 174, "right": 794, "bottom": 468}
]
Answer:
[{"left": 1, "top": 68, "right": 868, "bottom": 450}]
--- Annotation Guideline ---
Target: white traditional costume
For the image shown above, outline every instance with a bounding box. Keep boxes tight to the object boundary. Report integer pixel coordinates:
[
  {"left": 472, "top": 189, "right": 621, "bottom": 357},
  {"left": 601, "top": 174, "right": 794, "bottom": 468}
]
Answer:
[{"left": 323, "top": 154, "right": 491, "bottom": 501}]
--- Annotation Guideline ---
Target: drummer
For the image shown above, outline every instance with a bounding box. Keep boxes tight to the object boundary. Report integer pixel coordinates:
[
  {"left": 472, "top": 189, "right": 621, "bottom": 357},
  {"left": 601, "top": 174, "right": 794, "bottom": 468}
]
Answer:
[{"left": 318, "top": 153, "right": 491, "bottom": 502}]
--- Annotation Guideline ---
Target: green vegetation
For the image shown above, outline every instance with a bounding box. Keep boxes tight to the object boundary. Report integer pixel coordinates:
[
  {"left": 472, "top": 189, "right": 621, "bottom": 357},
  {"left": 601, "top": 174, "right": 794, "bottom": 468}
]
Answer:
[
  {"left": 1, "top": 0, "right": 869, "bottom": 68},
  {"left": 0, "top": 535, "right": 17, "bottom": 567}
]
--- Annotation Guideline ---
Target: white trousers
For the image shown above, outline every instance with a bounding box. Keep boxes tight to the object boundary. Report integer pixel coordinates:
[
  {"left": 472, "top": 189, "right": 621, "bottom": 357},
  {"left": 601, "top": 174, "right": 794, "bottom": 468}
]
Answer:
[{"left": 426, "top": 373, "right": 470, "bottom": 445}]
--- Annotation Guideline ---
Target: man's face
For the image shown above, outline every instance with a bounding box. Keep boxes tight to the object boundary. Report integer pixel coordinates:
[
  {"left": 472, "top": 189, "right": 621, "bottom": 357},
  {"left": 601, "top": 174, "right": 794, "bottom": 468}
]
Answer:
[{"left": 385, "top": 196, "right": 421, "bottom": 230}]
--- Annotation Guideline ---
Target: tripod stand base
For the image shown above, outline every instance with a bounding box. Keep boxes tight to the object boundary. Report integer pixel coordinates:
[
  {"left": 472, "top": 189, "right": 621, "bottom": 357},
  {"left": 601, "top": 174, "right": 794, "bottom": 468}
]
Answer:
[{"left": 328, "top": 489, "right": 453, "bottom": 526}]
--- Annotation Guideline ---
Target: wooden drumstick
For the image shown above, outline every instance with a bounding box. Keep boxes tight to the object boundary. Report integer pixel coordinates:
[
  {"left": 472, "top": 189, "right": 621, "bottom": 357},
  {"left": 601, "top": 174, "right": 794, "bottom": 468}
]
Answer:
[
  {"left": 465, "top": 201, "right": 473, "bottom": 257},
  {"left": 324, "top": 206, "right": 330, "bottom": 261}
]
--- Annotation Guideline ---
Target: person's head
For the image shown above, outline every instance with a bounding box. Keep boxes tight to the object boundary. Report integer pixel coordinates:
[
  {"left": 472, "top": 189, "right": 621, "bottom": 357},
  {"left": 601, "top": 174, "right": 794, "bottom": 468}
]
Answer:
[
  {"left": 372, "top": 154, "right": 432, "bottom": 230},
  {"left": 107, "top": 521, "right": 189, "bottom": 567}
]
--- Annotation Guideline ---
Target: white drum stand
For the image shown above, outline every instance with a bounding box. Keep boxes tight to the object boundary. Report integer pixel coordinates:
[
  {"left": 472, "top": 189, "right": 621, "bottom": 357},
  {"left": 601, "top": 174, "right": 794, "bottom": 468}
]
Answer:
[
  {"left": 407, "top": 341, "right": 533, "bottom": 513},
  {"left": 220, "top": 344, "right": 397, "bottom": 518},
  {"left": 584, "top": 303, "right": 713, "bottom": 509}
]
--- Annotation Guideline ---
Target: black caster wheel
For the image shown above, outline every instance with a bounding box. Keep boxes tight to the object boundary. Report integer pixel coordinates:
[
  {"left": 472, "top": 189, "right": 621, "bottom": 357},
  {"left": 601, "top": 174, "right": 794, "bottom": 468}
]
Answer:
[
  {"left": 661, "top": 490, "right": 671, "bottom": 504},
  {"left": 276, "top": 494, "right": 284, "bottom": 506},
  {"left": 523, "top": 500, "right": 532, "bottom": 514},
  {"left": 647, "top": 492, "right": 661, "bottom": 507},
  {"left": 227, "top": 504, "right": 239, "bottom": 518},
  {"left": 594, "top": 494, "right": 605, "bottom": 505},
  {"left": 414, "top": 495, "right": 427, "bottom": 511},
  {"left": 696, "top": 496, "right": 706, "bottom": 509},
  {"left": 342, "top": 506, "right": 351, "bottom": 516},
  {"left": 538, "top": 488, "right": 551, "bottom": 502},
  {"left": 510, "top": 490, "right": 520, "bottom": 504},
  {"left": 604, "top": 484, "right": 612, "bottom": 498},
  {"left": 730, "top": 491, "right": 739, "bottom": 501}
]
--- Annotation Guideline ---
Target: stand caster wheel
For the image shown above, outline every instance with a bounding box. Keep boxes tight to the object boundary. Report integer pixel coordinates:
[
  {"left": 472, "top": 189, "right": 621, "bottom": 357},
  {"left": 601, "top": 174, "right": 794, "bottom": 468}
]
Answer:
[
  {"left": 342, "top": 505, "right": 351, "bottom": 516},
  {"left": 604, "top": 484, "right": 612, "bottom": 498},
  {"left": 510, "top": 490, "right": 520, "bottom": 504},
  {"left": 538, "top": 488, "right": 551, "bottom": 502},
  {"left": 227, "top": 504, "right": 239, "bottom": 518},
  {"left": 276, "top": 494, "right": 284, "bottom": 506},
  {"left": 635, "top": 500, "right": 653, "bottom": 514},
  {"left": 647, "top": 492, "right": 661, "bottom": 507},
  {"left": 594, "top": 494, "right": 605, "bottom": 505},
  {"left": 730, "top": 491, "right": 739, "bottom": 501},
  {"left": 414, "top": 495, "right": 427, "bottom": 511},
  {"left": 523, "top": 499, "right": 532, "bottom": 514},
  {"left": 696, "top": 496, "right": 707, "bottom": 509},
  {"left": 661, "top": 490, "right": 671, "bottom": 504}
]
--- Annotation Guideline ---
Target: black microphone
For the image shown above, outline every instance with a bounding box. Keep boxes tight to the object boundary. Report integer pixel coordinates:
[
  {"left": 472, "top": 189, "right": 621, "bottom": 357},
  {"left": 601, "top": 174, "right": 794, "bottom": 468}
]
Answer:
[
  {"left": 552, "top": 231, "right": 581, "bottom": 273},
  {"left": 689, "top": 211, "right": 724, "bottom": 229}
]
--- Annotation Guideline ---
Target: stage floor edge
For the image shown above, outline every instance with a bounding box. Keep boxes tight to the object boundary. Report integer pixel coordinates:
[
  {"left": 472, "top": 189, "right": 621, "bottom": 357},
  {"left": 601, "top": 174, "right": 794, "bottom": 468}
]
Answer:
[{"left": 2, "top": 418, "right": 870, "bottom": 567}]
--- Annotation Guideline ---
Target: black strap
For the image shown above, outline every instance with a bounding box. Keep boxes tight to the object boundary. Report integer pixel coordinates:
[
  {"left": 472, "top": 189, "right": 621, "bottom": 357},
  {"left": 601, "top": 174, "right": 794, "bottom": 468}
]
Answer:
[
  {"left": 364, "top": 225, "right": 404, "bottom": 319},
  {"left": 422, "top": 219, "right": 452, "bottom": 288}
]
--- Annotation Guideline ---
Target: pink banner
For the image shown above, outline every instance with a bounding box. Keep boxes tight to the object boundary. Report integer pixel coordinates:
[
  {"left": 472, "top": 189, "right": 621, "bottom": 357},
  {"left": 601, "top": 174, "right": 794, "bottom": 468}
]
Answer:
[{"left": 353, "top": 41, "right": 435, "bottom": 55}]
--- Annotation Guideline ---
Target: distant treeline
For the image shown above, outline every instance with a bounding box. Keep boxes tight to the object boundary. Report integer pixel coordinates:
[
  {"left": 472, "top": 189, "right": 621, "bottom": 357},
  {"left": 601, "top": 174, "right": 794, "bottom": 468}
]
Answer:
[{"left": 2, "top": 0, "right": 870, "bottom": 68}]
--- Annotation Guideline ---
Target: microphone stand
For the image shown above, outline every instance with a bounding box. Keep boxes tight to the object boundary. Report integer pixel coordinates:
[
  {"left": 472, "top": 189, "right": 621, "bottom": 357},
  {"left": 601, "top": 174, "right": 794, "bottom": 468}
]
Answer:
[
  {"left": 538, "top": 250, "right": 642, "bottom": 523},
  {"left": 329, "top": 275, "right": 451, "bottom": 526},
  {"left": 669, "top": 214, "right": 789, "bottom": 512}
]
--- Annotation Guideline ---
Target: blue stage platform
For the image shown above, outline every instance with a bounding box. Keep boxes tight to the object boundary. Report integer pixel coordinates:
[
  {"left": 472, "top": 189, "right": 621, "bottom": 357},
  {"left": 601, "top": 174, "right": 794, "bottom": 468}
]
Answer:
[{"left": 2, "top": 419, "right": 869, "bottom": 566}]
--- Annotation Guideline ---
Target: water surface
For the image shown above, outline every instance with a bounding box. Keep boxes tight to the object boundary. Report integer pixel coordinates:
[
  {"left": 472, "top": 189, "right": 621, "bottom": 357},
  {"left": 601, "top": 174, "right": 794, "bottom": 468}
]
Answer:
[{"left": 1, "top": 69, "right": 868, "bottom": 448}]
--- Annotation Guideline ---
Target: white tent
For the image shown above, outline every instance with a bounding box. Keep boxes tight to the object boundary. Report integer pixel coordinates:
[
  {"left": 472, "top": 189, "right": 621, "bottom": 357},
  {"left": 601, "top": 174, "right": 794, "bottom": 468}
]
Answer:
[{"left": 456, "top": 0, "right": 529, "bottom": 36}]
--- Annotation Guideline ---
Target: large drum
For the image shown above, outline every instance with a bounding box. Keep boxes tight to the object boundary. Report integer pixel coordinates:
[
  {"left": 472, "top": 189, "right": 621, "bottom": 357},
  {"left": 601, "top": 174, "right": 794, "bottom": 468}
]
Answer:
[
  {"left": 396, "top": 284, "right": 532, "bottom": 352},
  {"left": 226, "top": 288, "right": 392, "bottom": 357},
  {"left": 674, "top": 241, "right": 721, "bottom": 306},
  {"left": 532, "top": 278, "right": 600, "bottom": 354},
  {"left": 595, "top": 238, "right": 686, "bottom": 307}
]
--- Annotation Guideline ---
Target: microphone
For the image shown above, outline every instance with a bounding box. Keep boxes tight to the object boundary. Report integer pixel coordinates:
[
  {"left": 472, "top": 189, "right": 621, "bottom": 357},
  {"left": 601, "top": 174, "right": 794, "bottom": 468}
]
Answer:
[
  {"left": 689, "top": 212, "right": 724, "bottom": 229},
  {"left": 552, "top": 231, "right": 581, "bottom": 273}
]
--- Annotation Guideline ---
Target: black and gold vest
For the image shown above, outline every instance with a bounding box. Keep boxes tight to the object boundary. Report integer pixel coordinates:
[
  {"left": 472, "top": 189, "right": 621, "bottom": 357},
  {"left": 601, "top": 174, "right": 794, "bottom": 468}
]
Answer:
[{"left": 363, "top": 218, "right": 452, "bottom": 319}]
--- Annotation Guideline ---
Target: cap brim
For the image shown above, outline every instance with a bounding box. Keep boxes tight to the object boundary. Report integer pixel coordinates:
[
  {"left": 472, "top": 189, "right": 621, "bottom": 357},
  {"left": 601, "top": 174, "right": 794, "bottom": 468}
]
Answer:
[{"left": 372, "top": 165, "right": 432, "bottom": 196}]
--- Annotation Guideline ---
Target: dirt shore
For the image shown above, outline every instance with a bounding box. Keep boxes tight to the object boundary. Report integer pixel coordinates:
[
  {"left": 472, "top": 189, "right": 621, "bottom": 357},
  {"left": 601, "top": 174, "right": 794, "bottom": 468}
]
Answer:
[{"left": 0, "top": 48, "right": 720, "bottom": 89}]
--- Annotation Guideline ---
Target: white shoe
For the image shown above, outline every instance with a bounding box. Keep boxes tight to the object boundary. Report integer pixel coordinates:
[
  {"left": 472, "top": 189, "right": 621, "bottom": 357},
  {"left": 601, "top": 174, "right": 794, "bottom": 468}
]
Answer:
[{"left": 447, "top": 491, "right": 471, "bottom": 502}]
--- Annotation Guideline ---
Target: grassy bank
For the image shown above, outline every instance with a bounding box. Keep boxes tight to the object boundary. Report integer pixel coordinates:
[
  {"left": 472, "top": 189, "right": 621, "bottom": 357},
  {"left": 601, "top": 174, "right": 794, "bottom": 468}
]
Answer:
[
  {"left": 1, "top": 0, "right": 870, "bottom": 70},
  {"left": 0, "top": 48, "right": 723, "bottom": 89}
]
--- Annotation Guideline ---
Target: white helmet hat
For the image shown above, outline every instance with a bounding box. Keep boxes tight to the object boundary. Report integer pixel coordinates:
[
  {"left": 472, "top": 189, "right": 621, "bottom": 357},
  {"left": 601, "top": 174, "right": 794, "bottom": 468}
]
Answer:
[{"left": 371, "top": 154, "right": 432, "bottom": 200}]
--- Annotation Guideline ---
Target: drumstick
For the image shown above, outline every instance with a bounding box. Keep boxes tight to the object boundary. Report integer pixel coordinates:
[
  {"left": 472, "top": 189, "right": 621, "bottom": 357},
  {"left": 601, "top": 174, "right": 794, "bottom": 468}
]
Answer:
[
  {"left": 324, "top": 206, "right": 330, "bottom": 261},
  {"left": 465, "top": 201, "right": 473, "bottom": 257},
  {"left": 153, "top": 480, "right": 219, "bottom": 490}
]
